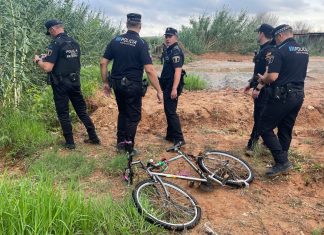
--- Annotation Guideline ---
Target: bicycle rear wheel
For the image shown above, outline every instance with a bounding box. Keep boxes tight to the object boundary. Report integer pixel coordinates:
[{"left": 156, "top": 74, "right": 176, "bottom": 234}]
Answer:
[
  {"left": 198, "top": 150, "right": 254, "bottom": 187},
  {"left": 132, "top": 179, "right": 201, "bottom": 231}
]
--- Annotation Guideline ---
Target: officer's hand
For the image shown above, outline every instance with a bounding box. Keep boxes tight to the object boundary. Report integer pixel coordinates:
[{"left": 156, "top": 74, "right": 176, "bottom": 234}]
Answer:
[
  {"left": 171, "top": 88, "right": 177, "bottom": 99},
  {"left": 157, "top": 91, "right": 163, "bottom": 103},
  {"left": 252, "top": 89, "right": 260, "bottom": 99},
  {"left": 33, "top": 55, "right": 41, "bottom": 63},
  {"left": 244, "top": 84, "right": 251, "bottom": 94},
  {"left": 103, "top": 83, "right": 111, "bottom": 97}
]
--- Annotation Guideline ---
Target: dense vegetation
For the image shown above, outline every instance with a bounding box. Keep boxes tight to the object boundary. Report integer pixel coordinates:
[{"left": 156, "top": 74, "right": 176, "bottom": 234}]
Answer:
[
  {"left": 0, "top": 0, "right": 118, "bottom": 107},
  {"left": 179, "top": 9, "right": 272, "bottom": 54}
]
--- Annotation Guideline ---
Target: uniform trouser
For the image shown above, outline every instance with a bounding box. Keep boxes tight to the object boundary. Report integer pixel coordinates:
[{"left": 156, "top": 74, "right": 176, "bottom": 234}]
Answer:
[
  {"left": 163, "top": 90, "right": 184, "bottom": 143},
  {"left": 259, "top": 90, "right": 304, "bottom": 164},
  {"left": 114, "top": 80, "right": 142, "bottom": 146},
  {"left": 52, "top": 80, "right": 97, "bottom": 143},
  {"left": 248, "top": 88, "right": 269, "bottom": 148}
]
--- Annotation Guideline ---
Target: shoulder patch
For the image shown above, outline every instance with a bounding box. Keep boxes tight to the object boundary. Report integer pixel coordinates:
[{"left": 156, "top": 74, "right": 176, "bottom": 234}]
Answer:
[
  {"left": 47, "top": 49, "right": 53, "bottom": 56},
  {"left": 172, "top": 55, "right": 181, "bottom": 63},
  {"left": 265, "top": 51, "right": 274, "bottom": 64}
]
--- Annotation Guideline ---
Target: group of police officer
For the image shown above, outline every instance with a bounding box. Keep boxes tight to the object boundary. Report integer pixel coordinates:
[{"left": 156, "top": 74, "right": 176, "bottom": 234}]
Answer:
[
  {"left": 34, "top": 14, "right": 309, "bottom": 177},
  {"left": 245, "top": 23, "right": 309, "bottom": 176}
]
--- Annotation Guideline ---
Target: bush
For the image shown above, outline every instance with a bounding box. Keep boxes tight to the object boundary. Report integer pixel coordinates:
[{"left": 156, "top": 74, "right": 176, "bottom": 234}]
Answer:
[
  {"left": 179, "top": 8, "right": 263, "bottom": 54},
  {"left": 184, "top": 74, "right": 208, "bottom": 91},
  {"left": 0, "top": 108, "right": 54, "bottom": 156}
]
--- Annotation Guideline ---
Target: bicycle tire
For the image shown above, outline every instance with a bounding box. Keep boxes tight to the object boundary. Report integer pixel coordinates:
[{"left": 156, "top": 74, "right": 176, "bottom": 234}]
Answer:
[
  {"left": 132, "top": 179, "right": 201, "bottom": 231},
  {"left": 198, "top": 150, "right": 254, "bottom": 187}
]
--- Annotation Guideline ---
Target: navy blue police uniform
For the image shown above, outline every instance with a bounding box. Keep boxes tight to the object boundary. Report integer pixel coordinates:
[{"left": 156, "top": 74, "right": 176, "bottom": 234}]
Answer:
[
  {"left": 43, "top": 20, "right": 99, "bottom": 147},
  {"left": 102, "top": 13, "right": 152, "bottom": 150},
  {"left": 247, "top": 24, "right": 274, "bottom": 149},
  {"left": 259, "top": 25, "right": 309, "bottom": 174},
  {"left": 160, "top": 27, "right": 185, "bottom": 145}
]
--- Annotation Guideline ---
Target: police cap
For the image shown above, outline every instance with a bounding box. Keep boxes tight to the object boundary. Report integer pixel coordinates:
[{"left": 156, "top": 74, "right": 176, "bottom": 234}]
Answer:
[
  {"left": 255, "top": 23, "right": 274, "bottom": 35},
  {"left": 164, "top": 27, "right": 178, "bottom": 36},
  {"left": 45, "top": 19, "right": 63, "bottom": 35},
  {"left": 272, "top": 24, "right": 293, "bottom": 37},
  {"left": 127, "top": 13, "right": 141, "bottom": 23}
]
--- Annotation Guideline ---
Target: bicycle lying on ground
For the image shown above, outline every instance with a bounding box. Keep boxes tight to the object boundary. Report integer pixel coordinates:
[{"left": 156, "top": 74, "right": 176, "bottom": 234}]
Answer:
[{"left": 123, "top": 143, "right": 254, "bottom": 231}]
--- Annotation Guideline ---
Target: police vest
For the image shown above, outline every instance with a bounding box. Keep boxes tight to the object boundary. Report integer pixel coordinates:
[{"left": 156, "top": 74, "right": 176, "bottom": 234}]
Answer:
[{"left": 53, "top": 36, "right": 80, "bottom": 76}]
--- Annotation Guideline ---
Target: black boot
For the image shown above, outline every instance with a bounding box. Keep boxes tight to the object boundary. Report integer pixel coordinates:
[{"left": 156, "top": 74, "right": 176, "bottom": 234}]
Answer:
[
  {"left": 265, "top": 161, "right": 293, "bottom": 177},
  {"left": 63, "top": 134, "right": 75, "bottom": 149},
  {"left": 85, "top": 130, "right": 100, "bottom": 145}
]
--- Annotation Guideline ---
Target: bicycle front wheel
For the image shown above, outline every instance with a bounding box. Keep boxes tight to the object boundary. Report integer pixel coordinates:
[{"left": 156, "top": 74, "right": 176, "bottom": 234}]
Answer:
[
  {"left": 198, "top": 150, "right": 254, "bottom": 187},
  {"left": 132, "top": 179, "right": 201, "bottom": 231}
]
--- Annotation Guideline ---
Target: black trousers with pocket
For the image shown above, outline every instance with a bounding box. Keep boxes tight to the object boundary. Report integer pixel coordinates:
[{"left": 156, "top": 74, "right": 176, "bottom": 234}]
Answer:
[
  {"left": 259, "top": 89, "right": 304, "bottom": 164},
  {"left": 113, "top": 79, "right": 142, "bottom": 147},
  {"left": 247, "top": 87, "right": 269, "bottom": 148},
  {"left": 163, "top": 88, "right": 184, "bottom": 143},
  {"left": 52, "top": 78, "right": 97, "bottom": 143}
]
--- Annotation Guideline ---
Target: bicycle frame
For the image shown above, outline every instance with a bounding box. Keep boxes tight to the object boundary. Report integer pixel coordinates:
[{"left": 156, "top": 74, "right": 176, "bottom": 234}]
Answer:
[{"left": 128, "top": 148, "right": 225, "bottom": 186}]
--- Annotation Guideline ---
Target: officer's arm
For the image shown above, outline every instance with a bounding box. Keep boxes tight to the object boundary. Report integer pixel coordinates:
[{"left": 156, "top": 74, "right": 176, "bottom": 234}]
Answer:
[
  {"left": 38, "top": 61, "right": 54, "bottom": 73},
  {"left": 262, "top": 72, "right": 279, "bottom": 84},
  {"left": 100, "top": 58, "right": 110, "bottom": 85},
  {"left": 144, "top": 64, "right": 162, "bottom": 93},
  {"left": 172, "top": 68, "right": 182, "bottom": 91},
  {"left": 259, "top": 48, "right": 280, "bottom": 84}
]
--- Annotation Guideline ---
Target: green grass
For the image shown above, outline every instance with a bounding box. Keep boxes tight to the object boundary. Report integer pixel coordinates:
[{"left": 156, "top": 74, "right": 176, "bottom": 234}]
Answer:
[
  {"left": 80, "top": 65, "right": 101, "bottom": 98},
  {"left": 184, "top": 74, "right": 208, "bottom": 91},
  {"left": 0, "top": 173, "right": 165, "bottom": 235},
  {"left": 0, "top": 108, "right": 54, "bottom": 157},
  {"left": 102, "top": 153, "right": 129, "bottom": 176},
  {"left": 311, "top": 227, "right": 324, "bottom": 235},
  {"left": 28, "top": 151, "right": 95, "bottom": 181}
]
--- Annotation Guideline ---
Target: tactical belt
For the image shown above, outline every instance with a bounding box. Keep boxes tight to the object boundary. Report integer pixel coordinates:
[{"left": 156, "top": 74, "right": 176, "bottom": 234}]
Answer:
[{"left": 271, "top": 83, "right": 303, "bottom": 100}]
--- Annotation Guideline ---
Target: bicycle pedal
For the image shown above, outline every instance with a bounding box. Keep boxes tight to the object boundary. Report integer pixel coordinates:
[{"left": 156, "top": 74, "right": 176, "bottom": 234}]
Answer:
[{"left": 188, "top": 181, "right": 195, "bottom": 188}]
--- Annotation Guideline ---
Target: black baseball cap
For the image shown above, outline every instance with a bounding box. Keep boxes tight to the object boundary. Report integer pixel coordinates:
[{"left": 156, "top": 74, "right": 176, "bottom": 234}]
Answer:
[
  {"left": 127, "top": 13, "right": 141, "bottom": 23},
  {"left": 272, "top": 24, "right": 293, "bottom": 37},
  {"left": 164, "top": 27, "right": 178, "bottom": 36},
  {"left": 255, "top": 23, "right": 274, "bottom": 35},
  {"left": 45, "top": 19, "right": 63, "bottom": 35}
]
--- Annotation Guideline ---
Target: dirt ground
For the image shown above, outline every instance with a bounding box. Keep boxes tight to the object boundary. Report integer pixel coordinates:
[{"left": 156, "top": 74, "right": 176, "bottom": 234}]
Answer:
[
  {"left": 79, "top": 53, "right": 324, "bottom": 234},
  {"left": 3, "top": 53, "right": 323, "bottom": 234}
]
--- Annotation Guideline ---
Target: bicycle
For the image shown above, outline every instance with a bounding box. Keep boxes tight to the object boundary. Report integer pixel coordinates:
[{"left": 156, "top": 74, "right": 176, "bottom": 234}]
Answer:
[{"left": 123, "top": 143, "right": 254, "bottom": 231}]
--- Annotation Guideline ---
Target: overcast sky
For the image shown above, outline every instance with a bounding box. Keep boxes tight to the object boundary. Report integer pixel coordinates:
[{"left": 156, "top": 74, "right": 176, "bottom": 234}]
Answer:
[{"left": 81, "top": 0, "right": 324, "bottom": 36}]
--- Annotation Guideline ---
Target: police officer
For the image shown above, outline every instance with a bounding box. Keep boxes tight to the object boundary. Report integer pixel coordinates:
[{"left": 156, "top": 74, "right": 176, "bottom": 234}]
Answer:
[
  {"left": 256, "top": 24, "right": 309, "bottom": 176},
  {"left": 160, "top": 27, "right": 185, "bottom": 146},
  {"left": 244, "top": 23, "right": 274, "bottom": 152},
  {"left": 100, "top": 13, "right": 163, "bottom": 153},
  {"left": 33, "top": 19, "right": 100, "bottom": 149}
]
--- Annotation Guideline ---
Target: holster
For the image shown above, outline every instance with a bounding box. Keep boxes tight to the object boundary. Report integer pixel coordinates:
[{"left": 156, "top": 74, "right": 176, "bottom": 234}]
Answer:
[
  {"left": 177, "top": 69, "right": 186, "bottom": 96},
  {"left": 68, "top": 73, "right": 80, "bottom": 82},
  {"left": 272, "top": 86, "right": 287, "bottom": 100}
]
